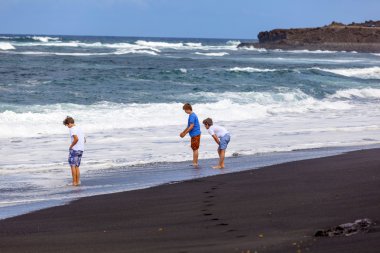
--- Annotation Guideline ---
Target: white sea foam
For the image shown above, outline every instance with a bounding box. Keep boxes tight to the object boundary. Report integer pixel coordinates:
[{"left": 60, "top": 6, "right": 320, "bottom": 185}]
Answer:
[
  {"left": 279, "top": 125, "right": 380, "bottom": 135},
  {"left": 0, "top": 42, "right": 15, "bottom": 50},
  {"left": 179, "top": 68, "right": 187, "bottom": 73},
  {"left": 185, "top": 42, "right": 202, "bottom": 47},
  {"left": 30, "top": 36, "right": 60, "bottom": 42},
  {"left": 4, "top": 51, "right": 108, "bottom": 56},
  {"left": 226, "top": 40, "right": 241, "bottom": 46},
  {"left": 195, "top": 52, "right": 229, "bottom": 56},
  {"left": 6, "top": 41, "right": 161, "bottom": 55},
  {"left": 114, "top": 49, "right": 158, "bottom": 55},
  {"left": 135, "top": 40, "right": 239, "bottom": 51},
  {"left": 0, "top": 90, "right": 355, "bottom": 139},
  {"left": 228, "top": 67, "right": 278, "bottom": 73},
  {"left": 313, "top": 66, "right": 380, "bottom": 79},
  {"left": 2, "top": 49, "right": 158, "bottom": 56},
  {"left": 0, "top": 36, "right": 14, "bottom": 39},
  {"left": 10, "top": 39, "right": 242, "bottom": 52},
  {"left": 241, "top": 47, "right": 267, "bottom": 52},
  {"left": 135, "top": 40, "right": 189, "bottom": 49},
  {"left": 274, "top": 49, "right": 338, "bottom": 54}
]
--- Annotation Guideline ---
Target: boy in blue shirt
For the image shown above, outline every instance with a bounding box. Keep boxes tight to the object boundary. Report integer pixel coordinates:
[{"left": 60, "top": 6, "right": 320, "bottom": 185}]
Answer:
[{"left": 180, "top": 103, "right": 201, "bottom": 166}]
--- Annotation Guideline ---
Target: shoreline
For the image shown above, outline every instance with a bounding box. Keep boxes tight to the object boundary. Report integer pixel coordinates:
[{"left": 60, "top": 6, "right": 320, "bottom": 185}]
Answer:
[
  {"left": 1, "top": 148, "right": 380, "bottom": 252},
  {"left": 1, "top": 144, "right": 379, "bottom": 220},
  {"left": 238, "top": 42, "right": 380, "bottom": 53},
  {"left": 238, "top": 21, "right": 380, "bottom": 53}
]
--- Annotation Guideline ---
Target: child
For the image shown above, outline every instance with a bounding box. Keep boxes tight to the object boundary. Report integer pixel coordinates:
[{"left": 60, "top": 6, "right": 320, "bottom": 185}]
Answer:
[
  {"left": 63, "top": 116, "right": 85, "bottom": 186},
  {"left": 202, "top": 118, "right": 230, "bottom": 169},
  {"left": 180, "top": 103, "right": 201, "bottom": 166}
]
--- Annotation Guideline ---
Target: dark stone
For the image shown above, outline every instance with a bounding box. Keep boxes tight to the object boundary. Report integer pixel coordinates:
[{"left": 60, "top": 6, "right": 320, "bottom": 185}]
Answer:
[{"left": 314, "top": 218, "right": 374, "bottom": 237}]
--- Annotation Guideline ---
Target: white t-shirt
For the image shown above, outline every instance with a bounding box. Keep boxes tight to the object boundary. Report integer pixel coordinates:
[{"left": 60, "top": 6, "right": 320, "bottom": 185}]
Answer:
[
  {"left": 208, "top": 125, "right": 229, "bottom": 138},
  {"left": 69, "top": 126, "right": 85, "bottom": 151}
]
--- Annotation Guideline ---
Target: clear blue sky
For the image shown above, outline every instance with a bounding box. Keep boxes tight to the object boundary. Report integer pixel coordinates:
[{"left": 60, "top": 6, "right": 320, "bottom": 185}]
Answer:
[{"left": 1, "top": 0, "right": 379, "bottom": 39}]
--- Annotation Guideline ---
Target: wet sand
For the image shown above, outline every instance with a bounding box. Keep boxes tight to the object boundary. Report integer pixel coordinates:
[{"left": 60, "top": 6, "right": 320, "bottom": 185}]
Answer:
[{"left": 1, "top": 148, "right": 380, "bottom": 253}]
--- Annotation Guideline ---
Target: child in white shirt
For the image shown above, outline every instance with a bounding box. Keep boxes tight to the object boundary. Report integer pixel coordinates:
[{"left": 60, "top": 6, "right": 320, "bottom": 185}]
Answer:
[
  {"left": 202, "top": 118, "right": 231, "bottom": 169},
  {"left": 63, "top": 116, "right": 85, "bottom": 186}
]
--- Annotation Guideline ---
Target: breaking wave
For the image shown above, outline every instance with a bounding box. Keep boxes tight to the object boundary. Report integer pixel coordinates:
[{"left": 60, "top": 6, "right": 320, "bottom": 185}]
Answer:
[
  {"left": 329, "top": 88, "right": 380, "bottom": 99},
  {"left": 30, "top": 36, "right": 60, "bottom": 42},
  {"left": 195, "top": 52, "right": 229, "bottom": 56},
  {"left": 2, "top": 49, "right": 158, "bottom": 56},
  {"left": 0, "top": 42, "right": 15, "bottom": 50},
  {"left": 0, "top": 89, "right": 355, "bottom": 138},
  {"left": 228, "top": 67, "right": 278, "bottom": 73},
  {"left": 313, "top": 67, "right": 380, "bottom": 79},
  {"left": 2, "top": 38, "right": 244, "bottom": 52}
]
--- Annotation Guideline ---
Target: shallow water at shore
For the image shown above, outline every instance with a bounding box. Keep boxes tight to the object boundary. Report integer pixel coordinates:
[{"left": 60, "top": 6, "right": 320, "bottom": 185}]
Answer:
[{"left": 1, "top": 144, "right": 379, "bottom": 220}]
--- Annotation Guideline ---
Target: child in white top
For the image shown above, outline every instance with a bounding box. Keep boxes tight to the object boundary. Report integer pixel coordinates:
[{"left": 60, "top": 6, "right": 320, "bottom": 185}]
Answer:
[
  {"left": 203, "top": 118, "right": 231, "bottom": 169},
  {"left": 63, "top": 116, "right": 85, "bottom": 186}
]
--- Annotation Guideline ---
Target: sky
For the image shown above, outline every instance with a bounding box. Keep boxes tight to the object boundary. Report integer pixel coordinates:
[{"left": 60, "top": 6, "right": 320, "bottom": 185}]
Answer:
[{"left": 0, "top": 0, "right": 379, "bottom": 39}]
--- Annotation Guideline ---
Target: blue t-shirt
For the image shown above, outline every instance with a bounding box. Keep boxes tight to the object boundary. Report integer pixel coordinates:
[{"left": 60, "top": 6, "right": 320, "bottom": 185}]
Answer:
[{"left": 188, "top": 112, "right": 201, "bottom": 137}]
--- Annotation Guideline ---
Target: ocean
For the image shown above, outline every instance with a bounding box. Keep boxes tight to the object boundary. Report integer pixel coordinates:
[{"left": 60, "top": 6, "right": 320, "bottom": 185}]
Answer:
[{"left": 1, "top": 35, "right": 380, "bottom": 219}]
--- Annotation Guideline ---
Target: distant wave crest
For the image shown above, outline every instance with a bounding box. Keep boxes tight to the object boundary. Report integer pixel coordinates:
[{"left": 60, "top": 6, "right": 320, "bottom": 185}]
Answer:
[
  {"left": 329, "top": 88, "right": 380, "bottom": 99},
  {"left": 313, "top": 66, "right": 380, "bottom": 79},
  {"left": 30, "top": 36, "right": 60, "bottom": 42},
  {"left": 0, "top": 42, "right": 15, "bottom": 50},
  {"left": 195, "top": 52, "right": 229, "bottom": 56},
  {"left": 228, "top": 67, "right": 278, "bottom": 73}
]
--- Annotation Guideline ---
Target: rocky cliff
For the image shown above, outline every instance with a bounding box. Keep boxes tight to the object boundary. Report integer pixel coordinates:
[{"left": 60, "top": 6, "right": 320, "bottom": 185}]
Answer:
[{"left": 238, "top": 21, "right": 380, "bottom": 53}]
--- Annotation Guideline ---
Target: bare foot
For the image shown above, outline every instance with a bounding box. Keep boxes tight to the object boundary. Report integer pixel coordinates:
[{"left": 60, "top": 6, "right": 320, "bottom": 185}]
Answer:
[
  {"left": 192, "top": 164, "right": 199, "bottom": 167},
  {"left": 212, "top": 165, "right": 224, "bottom": 169}
]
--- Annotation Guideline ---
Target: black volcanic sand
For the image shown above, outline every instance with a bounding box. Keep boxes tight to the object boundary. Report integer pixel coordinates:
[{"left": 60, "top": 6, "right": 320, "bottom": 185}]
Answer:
[{"left": 1, "top": 149, "right": 380, "bottom": 253}]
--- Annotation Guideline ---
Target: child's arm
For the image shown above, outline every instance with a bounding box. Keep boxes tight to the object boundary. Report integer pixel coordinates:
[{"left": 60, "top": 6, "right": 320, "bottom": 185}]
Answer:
[
  {"left": 180, "top": 124, "right": 194, "bottom": 138},
  {"left": 69, "top": 135, "right": 79, "bottom": 150},
  {"left": 212, "top": 134, "right": 220, "bottom": 145}
]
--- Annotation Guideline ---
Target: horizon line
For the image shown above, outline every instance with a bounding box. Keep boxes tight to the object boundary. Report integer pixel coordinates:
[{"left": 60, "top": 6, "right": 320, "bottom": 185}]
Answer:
[{"left": 0, "top": 33, "right": 257, "bottom": 41}]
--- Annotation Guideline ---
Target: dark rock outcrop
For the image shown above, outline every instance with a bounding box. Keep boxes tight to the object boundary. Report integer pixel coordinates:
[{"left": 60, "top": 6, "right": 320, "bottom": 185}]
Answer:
[
  {"left": 238, "top": 21, "right": 380, "bottom": 53},
  {"left": 314, "top": 218, "right": 375, "bottom": 237}
]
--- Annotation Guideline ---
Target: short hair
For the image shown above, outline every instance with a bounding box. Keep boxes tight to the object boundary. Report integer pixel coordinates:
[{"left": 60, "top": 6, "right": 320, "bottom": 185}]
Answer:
[
  {"left": 203, "top": 118, "right": 213, "bottom": 126},
  {"left": 63, "top": 116, "right": 75, "bottom": 125},
  {"left": 183, "top": 103, "right": 192, "bottom": 111}
]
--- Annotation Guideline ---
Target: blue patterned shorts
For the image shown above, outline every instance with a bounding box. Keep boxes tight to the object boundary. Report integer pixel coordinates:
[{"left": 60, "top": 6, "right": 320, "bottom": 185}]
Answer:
[{"left": 68, "top": 149, "right": 83, "bottom": 167}]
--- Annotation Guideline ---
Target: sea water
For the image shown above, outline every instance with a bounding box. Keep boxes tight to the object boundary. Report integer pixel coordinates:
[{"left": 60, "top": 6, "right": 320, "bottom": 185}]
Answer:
[{"left": 1, "top": 35, "right": 380, "bottom": 219}]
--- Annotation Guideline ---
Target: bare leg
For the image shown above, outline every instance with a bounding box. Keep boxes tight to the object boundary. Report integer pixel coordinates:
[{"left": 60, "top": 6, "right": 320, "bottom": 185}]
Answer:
[
  {"left": 219, "top": 149, "right": 225, "bottom": 168},
  {"left": 70, "top": 166, "right": 76, "bottom": 186},
  {"left": 213, "top": 149, "right": 225, "bottom": 169},
  {"left": 75, "top": 166, "right": 81, "bottom": 185},
  {"left": 193, "top": 149, "right": 199, "bottom": 166}
]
